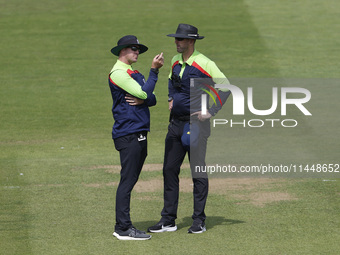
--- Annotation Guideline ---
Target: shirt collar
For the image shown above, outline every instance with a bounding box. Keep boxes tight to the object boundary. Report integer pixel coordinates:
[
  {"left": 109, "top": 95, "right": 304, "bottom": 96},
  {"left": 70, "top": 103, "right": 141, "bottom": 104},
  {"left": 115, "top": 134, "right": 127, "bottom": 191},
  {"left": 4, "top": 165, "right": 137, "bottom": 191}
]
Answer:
[
  {"left": 179, "top": 49, "right": 200, "bottom": 66},
  {"left": 115, "top": 59, "right": 133, "bottom": 70}
]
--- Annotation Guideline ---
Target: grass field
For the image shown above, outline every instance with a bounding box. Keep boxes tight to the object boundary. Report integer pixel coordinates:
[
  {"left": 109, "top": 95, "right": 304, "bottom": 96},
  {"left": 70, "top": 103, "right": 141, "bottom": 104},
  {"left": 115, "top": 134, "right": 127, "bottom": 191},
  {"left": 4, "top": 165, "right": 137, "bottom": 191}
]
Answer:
[{"left": 1, "top": 0, "right": 339, "bottom": 254}]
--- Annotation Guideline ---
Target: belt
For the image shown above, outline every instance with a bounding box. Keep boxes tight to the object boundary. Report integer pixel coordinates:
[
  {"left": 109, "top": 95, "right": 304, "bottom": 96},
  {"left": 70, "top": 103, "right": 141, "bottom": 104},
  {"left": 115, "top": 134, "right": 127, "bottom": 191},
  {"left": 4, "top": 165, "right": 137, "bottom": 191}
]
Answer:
[
  {"left": 171, "top": 115, "right": 199, "bottom": 122},
  {"left": 172, "top": 115, "right": 190, "bottom": 121}
]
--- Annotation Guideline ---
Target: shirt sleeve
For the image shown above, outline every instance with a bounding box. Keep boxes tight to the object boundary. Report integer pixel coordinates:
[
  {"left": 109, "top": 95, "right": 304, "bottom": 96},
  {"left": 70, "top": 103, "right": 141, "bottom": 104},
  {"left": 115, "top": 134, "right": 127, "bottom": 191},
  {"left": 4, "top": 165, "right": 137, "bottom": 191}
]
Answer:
[
  {"left": 168, "top": 78, "right": 176, "bottom": 98},
  {"left": 206, "top": 60, "right": 231, "bottom": 116},
  {"left": 110, "top": 69, "right": 148, "bottom": 100},
  {"left": 144, "top": 92, "right": 157, "bottom": 107},
  {"left": 207, "top": 61, "right": 230, "bottom": 91}
]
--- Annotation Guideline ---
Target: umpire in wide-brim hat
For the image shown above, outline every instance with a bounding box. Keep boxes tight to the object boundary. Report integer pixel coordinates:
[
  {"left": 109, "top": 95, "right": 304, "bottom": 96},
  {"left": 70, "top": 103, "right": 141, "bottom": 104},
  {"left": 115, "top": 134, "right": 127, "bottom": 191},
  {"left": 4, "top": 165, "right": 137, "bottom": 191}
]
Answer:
[
  {"left": 167, "top": 23, "right": 204, "bottom": 40},
  {"left": 110, "top": 35, "right": 148, "bottom": 56}
]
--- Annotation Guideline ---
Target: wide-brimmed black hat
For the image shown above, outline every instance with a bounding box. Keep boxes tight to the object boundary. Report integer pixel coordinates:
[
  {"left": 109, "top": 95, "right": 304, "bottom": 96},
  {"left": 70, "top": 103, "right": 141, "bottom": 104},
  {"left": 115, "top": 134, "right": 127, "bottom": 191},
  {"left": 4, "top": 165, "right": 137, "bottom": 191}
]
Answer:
[
  {"left": 167, "top": 23, "right": 204, "bottom": 40},
  {"left": 110, "top": 35, "right": 148, "bottom": 56}
]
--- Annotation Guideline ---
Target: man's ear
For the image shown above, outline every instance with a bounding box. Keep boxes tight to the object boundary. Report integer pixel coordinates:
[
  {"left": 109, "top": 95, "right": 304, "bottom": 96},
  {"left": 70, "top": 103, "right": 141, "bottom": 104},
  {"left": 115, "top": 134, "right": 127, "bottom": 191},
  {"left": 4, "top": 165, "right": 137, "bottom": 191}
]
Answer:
[
  {"left": 119, "top": 47, "right": 127, "bottom": 56},
  {"left": 189, "top": 39, "right": 196, "bottom": 45}
]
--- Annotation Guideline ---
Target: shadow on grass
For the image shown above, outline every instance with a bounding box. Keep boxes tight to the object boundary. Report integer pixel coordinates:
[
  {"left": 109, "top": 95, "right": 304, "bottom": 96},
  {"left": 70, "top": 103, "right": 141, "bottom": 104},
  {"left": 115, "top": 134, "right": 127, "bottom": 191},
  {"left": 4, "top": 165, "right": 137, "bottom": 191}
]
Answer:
[
  {"left": 135, "top": 217, "right": 245, "bottom": 232},
  {"left": 177, "top": 216, "right": 245, "bottom": 230}
]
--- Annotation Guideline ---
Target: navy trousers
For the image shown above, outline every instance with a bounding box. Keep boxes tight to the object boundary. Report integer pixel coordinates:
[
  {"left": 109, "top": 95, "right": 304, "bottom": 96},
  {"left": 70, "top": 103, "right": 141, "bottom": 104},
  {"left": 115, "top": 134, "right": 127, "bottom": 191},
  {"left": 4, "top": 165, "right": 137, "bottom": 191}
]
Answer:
[
  {"left": 161, "top": 117, "right": 210, "bottom": 224},
  {"left": 114, "top": 132, "right": 147, "bottom": 231}
]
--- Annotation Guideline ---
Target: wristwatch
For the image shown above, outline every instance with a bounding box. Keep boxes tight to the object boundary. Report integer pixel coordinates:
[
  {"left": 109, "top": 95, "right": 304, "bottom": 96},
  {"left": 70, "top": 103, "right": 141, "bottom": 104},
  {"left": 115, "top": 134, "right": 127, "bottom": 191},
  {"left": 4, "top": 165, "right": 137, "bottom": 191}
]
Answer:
[
  {"left": 151, "top": 68, "right": 159, "bottom": 74},
  {"left": 168, "top": 96, "right": 173, "bottom": 102}
]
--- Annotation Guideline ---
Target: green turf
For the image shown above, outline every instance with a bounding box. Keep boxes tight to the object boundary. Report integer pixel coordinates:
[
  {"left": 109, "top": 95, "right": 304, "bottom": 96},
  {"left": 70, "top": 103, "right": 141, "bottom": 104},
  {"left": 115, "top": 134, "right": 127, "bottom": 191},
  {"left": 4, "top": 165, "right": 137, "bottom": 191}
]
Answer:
[{"left": 1, "top": 0, "right": 339, "bottom": 254}]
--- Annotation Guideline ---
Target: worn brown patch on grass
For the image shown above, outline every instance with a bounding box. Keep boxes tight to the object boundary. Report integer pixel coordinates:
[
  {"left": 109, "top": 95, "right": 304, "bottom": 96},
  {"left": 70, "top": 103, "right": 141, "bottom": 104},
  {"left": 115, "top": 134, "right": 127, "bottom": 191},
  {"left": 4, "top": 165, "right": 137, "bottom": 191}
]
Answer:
[
  {"left": 80, "top": 164, "right": 298, "bottom": 207},
  {"left": 134, "top": 177, "right": 286, "bottom": 193},
  {"left": 133, "top": 177, "right": 296, "bottom": 206},
  {"left": 234, "top": 192, "right": 298, "bottom": 207},
  {"left": 82, "top": 182, "right": 116, "bottom": 188},
  {"left": 87, "top": 163, "right": 190, "bottom": 174}
]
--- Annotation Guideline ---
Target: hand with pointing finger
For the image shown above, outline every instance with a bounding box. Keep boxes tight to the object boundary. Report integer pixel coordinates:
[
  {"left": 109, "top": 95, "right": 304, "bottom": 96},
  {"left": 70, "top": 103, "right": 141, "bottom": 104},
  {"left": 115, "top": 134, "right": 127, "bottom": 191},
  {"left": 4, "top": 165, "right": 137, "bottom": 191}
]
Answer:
[{"left": 151, "top": 52, "right": 164, "bottom": 69}]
